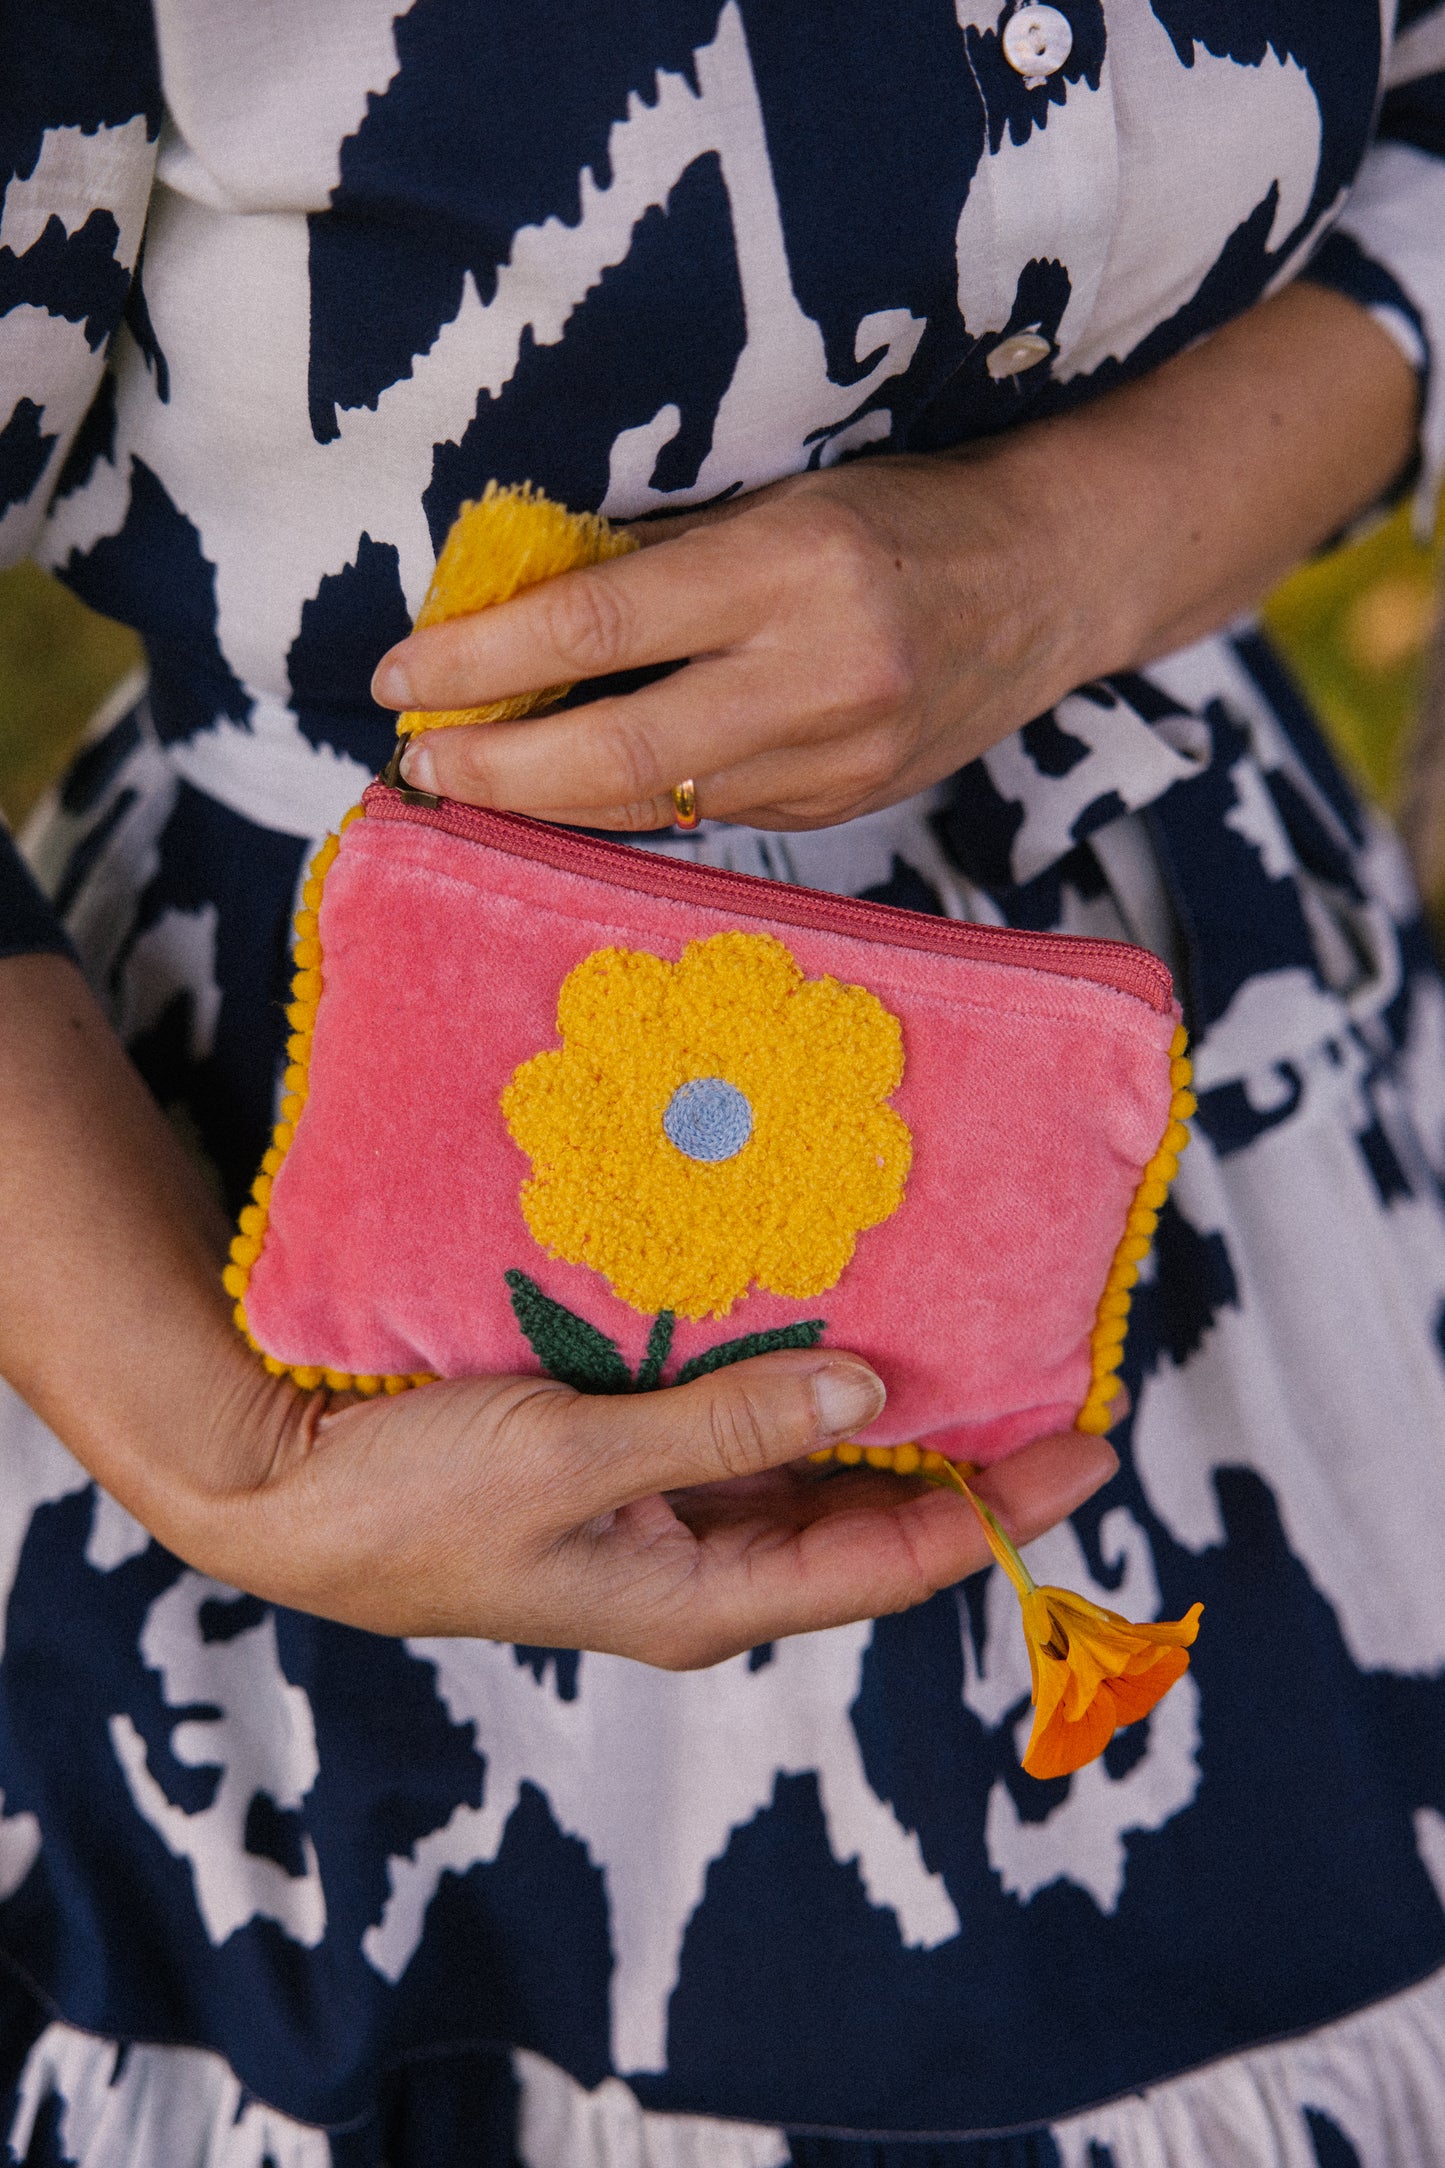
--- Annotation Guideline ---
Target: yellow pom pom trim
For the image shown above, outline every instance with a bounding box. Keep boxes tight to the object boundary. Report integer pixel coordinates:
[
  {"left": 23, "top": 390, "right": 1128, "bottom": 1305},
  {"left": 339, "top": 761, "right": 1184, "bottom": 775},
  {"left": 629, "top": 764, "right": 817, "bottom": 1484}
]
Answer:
[
  {"left": 226, "top": 808, "right": 432, "bottom": 1398},
  {"left": 808, "top": 1443, "right": 980, "bottom": 1485},
  {"left": 1074, "top": 1023, "right": 1195, "bottom": 1435},
  {"left": 397, "top": 481, "right": 637, "bottom": 737}
]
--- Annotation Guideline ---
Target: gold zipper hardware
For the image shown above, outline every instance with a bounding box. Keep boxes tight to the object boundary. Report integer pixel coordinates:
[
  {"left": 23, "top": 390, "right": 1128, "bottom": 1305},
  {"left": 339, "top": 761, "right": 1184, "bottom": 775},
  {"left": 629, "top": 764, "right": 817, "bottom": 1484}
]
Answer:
[{"left": 379, "top": 729, "right": 441, "bottom": 808}]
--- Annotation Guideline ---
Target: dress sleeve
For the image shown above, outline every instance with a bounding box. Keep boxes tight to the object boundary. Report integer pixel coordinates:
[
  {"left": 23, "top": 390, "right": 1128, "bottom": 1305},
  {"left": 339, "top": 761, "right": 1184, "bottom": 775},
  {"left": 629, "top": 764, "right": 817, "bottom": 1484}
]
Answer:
[
  {"left": 1301, "top": 3, "right": 1445, "bottom": 537},
  {"left": 0, "top": 0, "right": 163, "bottom": 567}
]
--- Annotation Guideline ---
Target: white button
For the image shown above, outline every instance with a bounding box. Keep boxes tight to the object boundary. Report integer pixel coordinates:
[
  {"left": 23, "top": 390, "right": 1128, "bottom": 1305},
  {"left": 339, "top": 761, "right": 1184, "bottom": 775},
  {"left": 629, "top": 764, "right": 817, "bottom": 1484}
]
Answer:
[
  {"left": 986, "top": 331, "right": 1052, "bottom": 381},
  {"left": 1001, "top": 4, "right": 1073, "bottom": 87}
]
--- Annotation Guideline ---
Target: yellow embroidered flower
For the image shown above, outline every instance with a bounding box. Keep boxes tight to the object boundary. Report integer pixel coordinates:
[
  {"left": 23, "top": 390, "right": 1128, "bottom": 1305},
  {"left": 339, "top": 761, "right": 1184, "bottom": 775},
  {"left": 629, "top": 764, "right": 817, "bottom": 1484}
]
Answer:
[{"left": 501, "top": 931, "right": 912, "bottom": 1319}]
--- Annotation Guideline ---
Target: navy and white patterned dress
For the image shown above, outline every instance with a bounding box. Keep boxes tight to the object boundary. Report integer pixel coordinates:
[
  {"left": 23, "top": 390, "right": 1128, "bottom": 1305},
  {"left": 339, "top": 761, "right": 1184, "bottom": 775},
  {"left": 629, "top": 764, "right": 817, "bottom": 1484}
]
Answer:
[{"left": 6, "top": 3, "right": 1445, "bottom": 2162}]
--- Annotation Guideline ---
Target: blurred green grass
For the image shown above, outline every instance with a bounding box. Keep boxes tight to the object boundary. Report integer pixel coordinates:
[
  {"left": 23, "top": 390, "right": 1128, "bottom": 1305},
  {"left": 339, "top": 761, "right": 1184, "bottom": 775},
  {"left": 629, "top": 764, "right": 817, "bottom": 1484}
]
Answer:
[
  {"left": 1, "top": 517, "right": 1439, "bottom": 857},
  {"left": 1262, "top": 504, "right": 1440, "bottom": 814}
]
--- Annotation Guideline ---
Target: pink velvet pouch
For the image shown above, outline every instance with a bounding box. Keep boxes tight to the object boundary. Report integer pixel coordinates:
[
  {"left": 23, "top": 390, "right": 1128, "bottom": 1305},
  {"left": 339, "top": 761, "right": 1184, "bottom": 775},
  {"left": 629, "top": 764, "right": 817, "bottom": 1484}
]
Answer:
[{"left": 228, "top": 783, "right": 1193, "bottom": 1464}]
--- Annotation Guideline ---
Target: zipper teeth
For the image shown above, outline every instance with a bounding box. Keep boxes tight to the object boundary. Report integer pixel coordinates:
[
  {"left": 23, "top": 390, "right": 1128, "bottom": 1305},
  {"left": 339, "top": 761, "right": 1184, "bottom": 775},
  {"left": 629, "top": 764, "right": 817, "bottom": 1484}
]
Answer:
[{"left": 362, "top": 785, "right": 1175, "bottom": 1013}]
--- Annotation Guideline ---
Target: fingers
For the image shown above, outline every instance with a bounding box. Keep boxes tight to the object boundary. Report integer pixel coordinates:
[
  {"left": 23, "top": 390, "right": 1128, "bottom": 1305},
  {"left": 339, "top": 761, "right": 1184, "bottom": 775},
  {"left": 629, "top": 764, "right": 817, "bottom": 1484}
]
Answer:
[
  {"left": 373, "top": 522, "right": 757, "bottom": 714},
  {"left": 601, "top": 1486, "right": 989, "bottom": 1667},
  {"left": 394, "top": 654, "right": 917, "bottom": 829},
  {"left": 586, "top": 1423, "right": 1121, "bottom": 1668},
  {"left": 968, "top": 1425, "right": 1120, "bottom": 1545},
  {"left": 375, "top": 486, "right": 927, "bottom": 830},
  {"left": 547, "top": 1349, "right": 889, "bottom": 1519},
  {"left": 395, "top": 653, "right": 781, "bottom": 818}
]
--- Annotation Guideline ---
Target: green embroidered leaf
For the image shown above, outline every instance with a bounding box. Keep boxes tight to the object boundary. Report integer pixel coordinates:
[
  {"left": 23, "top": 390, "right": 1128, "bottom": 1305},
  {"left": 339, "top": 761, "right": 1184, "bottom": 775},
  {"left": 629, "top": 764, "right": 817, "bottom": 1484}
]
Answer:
[
  {"left": 673, "top": 1319, "right": 827, "bottom": 1386},
  {"left": 635, "top": 1311, "right": 675, "bottom": 1392},
  {"left": 504, "top": 1270, "right": 634, "bottom": 1394}
]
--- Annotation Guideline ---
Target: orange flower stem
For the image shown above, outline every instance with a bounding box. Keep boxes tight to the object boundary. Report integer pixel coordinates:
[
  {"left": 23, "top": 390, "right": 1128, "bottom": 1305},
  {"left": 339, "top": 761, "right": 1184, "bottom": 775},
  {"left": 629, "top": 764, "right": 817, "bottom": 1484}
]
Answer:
[{"left": 927, "top": 1458, "right": 1038, "bottom": 1602}]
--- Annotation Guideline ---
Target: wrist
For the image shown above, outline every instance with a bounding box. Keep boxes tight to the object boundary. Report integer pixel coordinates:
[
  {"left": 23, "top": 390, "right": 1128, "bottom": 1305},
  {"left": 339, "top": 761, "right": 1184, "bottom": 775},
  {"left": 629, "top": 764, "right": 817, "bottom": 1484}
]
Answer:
[
  {"left": 933, "top": 421, "right": 1142, "bottom": 717},
  {"left": 45, "top": 1300, "right": 312, "bottom": 1579},
  {"left": 975, "top": 281, "right": 1420, "bottom": 682},
  {"left": 0, "top": 955, "right": 319, "bottom": 1584}
]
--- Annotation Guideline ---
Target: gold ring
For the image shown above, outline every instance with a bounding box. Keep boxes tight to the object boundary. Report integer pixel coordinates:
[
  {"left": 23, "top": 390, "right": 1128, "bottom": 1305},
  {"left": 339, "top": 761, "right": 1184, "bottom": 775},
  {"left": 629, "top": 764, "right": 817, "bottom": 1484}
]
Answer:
[{"left": 672, "top": 779, "right": 700, "bottom": 830}]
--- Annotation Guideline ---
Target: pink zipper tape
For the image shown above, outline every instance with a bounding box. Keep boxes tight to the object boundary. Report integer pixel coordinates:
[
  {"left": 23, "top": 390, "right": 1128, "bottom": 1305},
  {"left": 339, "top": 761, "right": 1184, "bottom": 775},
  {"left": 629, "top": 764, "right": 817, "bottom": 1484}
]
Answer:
[{"left": 362, "top": 784, "right": 1176, "bottom": 1014}]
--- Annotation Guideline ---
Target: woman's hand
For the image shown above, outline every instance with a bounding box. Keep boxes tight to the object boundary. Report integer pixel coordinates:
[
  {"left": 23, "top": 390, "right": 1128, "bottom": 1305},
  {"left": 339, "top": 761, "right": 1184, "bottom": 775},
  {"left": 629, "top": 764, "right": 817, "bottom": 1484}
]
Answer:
[
  {"left": 0, "top": 955, "right": 1117, "bottom": 1664},
  {"left": 380, "top": 449, "right": 1095, "bottom": 832},
  {"left": 193, "top": 1357, "right": 1115, "bottom": 1666},
  {"left": 373, "top": 281, "right": 1417, "bottom": 833}
]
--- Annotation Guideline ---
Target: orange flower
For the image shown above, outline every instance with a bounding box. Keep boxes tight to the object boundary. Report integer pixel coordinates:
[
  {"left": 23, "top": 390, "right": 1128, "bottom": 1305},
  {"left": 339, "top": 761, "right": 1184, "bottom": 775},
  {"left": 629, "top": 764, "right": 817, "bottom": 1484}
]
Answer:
[
  {"left": 1018, "top": 1585, "right": 1202, "bottom": 1780},
  {"left": 929, "top": 1458, "right": 1202, "bottom": 1782}
]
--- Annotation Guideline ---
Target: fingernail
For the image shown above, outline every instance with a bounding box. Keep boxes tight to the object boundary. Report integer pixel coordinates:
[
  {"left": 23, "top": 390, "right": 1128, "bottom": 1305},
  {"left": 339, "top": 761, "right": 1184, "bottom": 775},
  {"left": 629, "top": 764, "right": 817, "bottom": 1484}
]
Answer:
[
  {"left": 399, "top": 739, "right": 437, "bottom": 792},
  {"left": 812, "top": 1362, "right": 887, "bottom": 1440},
  {"left": 372, "top": 651, "right": 413, "bottom": 707}
]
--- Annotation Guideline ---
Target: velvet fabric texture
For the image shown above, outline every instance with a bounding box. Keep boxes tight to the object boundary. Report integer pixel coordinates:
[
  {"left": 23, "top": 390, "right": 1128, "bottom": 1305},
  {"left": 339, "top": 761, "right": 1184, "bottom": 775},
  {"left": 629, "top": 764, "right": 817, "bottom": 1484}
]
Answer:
[{"left": 243, "top": 797, "right": 1179, "bottom": 1462}]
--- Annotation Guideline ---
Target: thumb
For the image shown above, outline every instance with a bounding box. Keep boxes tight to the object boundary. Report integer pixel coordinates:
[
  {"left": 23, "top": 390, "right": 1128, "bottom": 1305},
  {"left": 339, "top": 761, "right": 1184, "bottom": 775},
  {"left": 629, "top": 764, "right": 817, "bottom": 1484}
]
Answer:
[{"left": 551, "top": 1350, "right": 888, "bottom": 1515}]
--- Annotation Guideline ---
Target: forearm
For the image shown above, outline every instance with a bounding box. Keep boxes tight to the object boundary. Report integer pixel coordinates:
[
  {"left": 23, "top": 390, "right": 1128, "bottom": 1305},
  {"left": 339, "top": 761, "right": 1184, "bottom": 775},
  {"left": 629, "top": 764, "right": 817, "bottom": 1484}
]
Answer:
[
  {"left": 1009, "top": 278, "right": 1420, "bottom": 677},
  {"left": 0, "top": 954, "right": 301, "bottom": 1551}
]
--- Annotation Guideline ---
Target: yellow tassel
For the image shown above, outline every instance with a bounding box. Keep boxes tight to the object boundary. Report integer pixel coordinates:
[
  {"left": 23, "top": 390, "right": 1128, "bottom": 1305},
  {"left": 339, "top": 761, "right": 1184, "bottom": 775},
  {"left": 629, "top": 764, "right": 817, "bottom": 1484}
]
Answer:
[{"left": 396, "top": 481, "right": 637, "bottom": 736}]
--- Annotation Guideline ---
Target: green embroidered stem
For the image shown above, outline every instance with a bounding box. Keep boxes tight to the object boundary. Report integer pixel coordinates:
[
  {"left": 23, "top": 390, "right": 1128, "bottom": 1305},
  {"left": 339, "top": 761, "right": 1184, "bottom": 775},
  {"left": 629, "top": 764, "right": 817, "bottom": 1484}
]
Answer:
[
  {"left": 504, "top": 1270, "right": 634, "bottom": 1394},
  {"left": 635, "top": 1311, "right": 675, "bottom": 1392},
  {"left": 673, "top": 1319, "right": 826, "bottom": 1385},
  {"left": 505, "top": 1270, "right": 827, "bottom": 1396}
]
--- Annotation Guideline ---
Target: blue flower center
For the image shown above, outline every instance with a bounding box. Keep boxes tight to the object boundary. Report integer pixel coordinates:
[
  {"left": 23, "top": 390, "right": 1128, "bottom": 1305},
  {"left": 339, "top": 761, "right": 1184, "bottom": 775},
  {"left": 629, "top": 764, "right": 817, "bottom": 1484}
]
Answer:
[{"left": 663, "top": 1076, "right": 753, "bottom": 1163}]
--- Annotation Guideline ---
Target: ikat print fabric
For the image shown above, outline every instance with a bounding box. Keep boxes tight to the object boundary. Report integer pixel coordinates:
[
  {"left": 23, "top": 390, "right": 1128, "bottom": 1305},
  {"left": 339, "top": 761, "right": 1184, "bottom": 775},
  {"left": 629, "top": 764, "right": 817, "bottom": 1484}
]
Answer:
[{"left": 6, "top": 1, "right": 1445, "bottom": 2163}]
